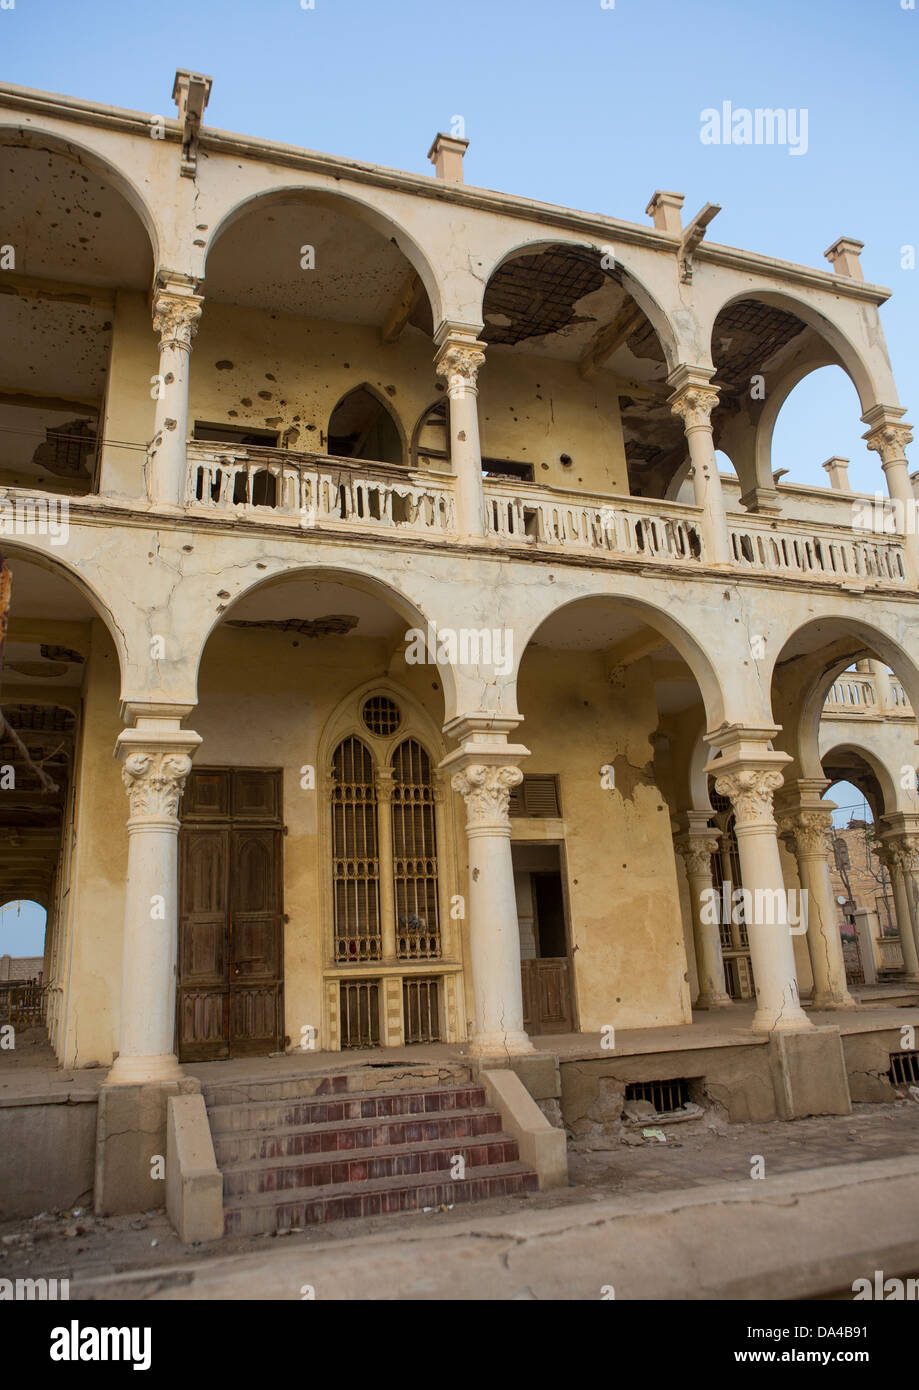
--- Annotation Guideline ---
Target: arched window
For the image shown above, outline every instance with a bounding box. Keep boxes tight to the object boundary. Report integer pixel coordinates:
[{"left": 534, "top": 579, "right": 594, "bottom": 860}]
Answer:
[
  {"left": 331, "top": 737, "right": 381, "bottom": 962},
  {"left": 412, "top": 399, "right": 449, "bottom": 470},
  {"left": 327, "top": 387, "right": 403, "bottom": 466},
  {"left": 391, "top": 739, "right": 440, "bottom": 959}
]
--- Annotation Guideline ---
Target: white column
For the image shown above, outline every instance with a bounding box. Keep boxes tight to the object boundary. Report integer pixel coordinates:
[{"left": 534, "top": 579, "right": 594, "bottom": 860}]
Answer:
[
  {"left": 148, "top": 277, "right": 203, "bottom": 509},
  {"left": 878, "top": 831, "right": 919, "bottom": 981},
  {"left": 107, "top": 722, "right": 201, "bottom": 1085},
  {"left": 434, "top": 334, "right": 487, "bottom": 538},
  {"left": 776, "top": 800, "right": 856, "bottom": 1009},
  {"left": 706, "top": 735, "right": 812, "bottom": 1033},
  {"left": 668, "top": 365, "right": 732, "bottom": 566},
  {"left": 863, "top": 406, "right": 919, "bottom": 583},
  {"left": 441, "top": 731, "right": 533, "bottom": 1057},
  {"left": 674, "top": 822, "right": 731, "bottom": 1008}
]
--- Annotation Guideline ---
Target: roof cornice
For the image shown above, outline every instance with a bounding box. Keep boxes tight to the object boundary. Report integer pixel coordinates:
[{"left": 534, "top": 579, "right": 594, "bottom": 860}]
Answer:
[{"left": 0, "top": 81, "right": 890, "bottom": 307}]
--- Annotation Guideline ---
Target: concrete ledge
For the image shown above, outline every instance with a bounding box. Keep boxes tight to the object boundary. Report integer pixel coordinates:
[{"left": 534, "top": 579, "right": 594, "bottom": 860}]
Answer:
[
  {"left": 165, "top": 1093, "right": 223, "bottom": 1244},
  {"left": 480, "top": 1068, "right": 567, "bottom": 1189}
]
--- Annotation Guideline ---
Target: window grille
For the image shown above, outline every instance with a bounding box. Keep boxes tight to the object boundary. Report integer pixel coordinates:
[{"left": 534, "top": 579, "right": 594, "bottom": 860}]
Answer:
[
  {"left": 403, "top": 977, "right": 442, "bottom": 1044},
  {"left": 889, "top": 1051, "right": 919, "bottom": 1086},
  {"left": 391, "top": 739, "right": 440, "bottom": 959},
  {"left": 625, "top": 1078, "right": 691, "bottom": 1115},
  {"left": 509, "top": 774, "right": 561, "bottom": 818},
  {"left": 362, "top": 695, "right": 401, "bottom": 737},
  {"left": 331, "top": 737, "right": 382, "bottom": 962},
  {"left": 339, "top": 980, "right": 381, "bottom": 1048}
]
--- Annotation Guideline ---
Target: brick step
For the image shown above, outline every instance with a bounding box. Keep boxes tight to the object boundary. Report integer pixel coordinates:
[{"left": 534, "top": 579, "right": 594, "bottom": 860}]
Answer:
[
  {"left": 220, "top": 1133, "right": 521, "bottom": 1197},
  {"left": 207, "top": 1084, "right": 488, "bottom": 1135},
  {"left": 201, "top": 1064, "right": 473, "bottom": 1109},
  {"left": 223, "top": 1162, "right": 539, "bottom": 1234},
  {"left": 213, "top": 1106, "right": 503, "bottom": 1164}
]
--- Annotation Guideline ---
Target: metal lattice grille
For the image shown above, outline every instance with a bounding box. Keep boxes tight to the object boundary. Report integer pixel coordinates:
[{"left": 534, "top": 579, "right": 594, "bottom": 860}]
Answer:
[
  {"left": 890, "top": 1051, "right": 919, "bottom": 1086},
  {"left": 392, "top": 739, "right": 440, "bottom": 959},
  {"left": 362, "top": 695, "right": 401, "bottom": 737},
  {"left": 625, "top": 1078, "right": 691, "bottom": 1115},
  {"left": 339, "top": 980, "right": 381, "bottom": 1048},
  {"left": 403, "top": 977, "right": 442, "bottom": 1044},
  {"left": 332, "top": 737, "right": 382, "bottom": 962}
]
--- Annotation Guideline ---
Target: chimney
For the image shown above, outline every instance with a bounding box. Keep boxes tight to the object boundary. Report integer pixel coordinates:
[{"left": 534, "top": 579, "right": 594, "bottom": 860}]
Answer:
[
  {"left": 646, "top": 190, "right": 685, "bottom": 236},
  {"left": 822, "top": 456, "right": 851, "bottom": 491},
  {"left": 824, "top": 237, "right": 864, "bottom": 280},
  {"left": 427, "top": 133, "right": 469, "bottom": 183}
]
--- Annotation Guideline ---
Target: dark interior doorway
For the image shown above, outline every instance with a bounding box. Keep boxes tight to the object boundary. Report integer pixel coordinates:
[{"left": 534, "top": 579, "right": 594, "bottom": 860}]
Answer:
[{"left": 512, "top": 843, "right": 575, "bottom": 1034}]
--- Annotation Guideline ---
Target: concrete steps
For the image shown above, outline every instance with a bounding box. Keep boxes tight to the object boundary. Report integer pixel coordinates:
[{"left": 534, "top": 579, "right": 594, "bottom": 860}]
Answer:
[{"left": 203, "top": 1071, "right": 538, "bottom": 1234}]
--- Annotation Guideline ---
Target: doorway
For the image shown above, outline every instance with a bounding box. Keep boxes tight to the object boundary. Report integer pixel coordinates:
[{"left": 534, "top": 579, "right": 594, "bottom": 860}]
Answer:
[
  {"left": 512, "top": 843, "right": 575, "bottom": 1034},
  {"left": 177, "top": 768, "right": 284, "bottom": 1061}
]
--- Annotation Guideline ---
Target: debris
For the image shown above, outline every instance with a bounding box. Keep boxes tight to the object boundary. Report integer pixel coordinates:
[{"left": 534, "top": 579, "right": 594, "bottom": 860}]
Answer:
[{"left": 642, "top": 1128, "right": 667, "bottom": 1143}]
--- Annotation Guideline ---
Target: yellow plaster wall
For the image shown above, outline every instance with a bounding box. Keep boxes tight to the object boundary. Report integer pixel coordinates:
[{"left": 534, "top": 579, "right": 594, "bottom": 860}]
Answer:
[
  {"left": 516, "top": 648, "right": 692, "bottom": 1029},
  {"left": 60, "top": 621, "right": 128, "bottom": 1067}
]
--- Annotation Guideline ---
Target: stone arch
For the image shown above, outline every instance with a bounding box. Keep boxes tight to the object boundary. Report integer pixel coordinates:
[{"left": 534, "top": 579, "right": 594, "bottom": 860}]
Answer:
[
  {"left": 708, "top": 288, "right": 880, "bottom": 413},
  {"left": 820, "top": 739, "right": 900, "bottom": 820},
  {"left": 202, "top": 184, "right": 444, "bottom": 327},
  {"left": 192, "top": 562, "right": 460, "bottom": 720},
  {"left": 2, "top": 543, "right": 129, "bottom": 692},
  {"left": 0, "top": 123, "right": 161, "bottom": 268},
  {"left": 478, "top": 235, "right": 681, "bottom": 372},
  {"left": 769, "top": 613, "right": 919, "bottom": 785},
  {"left": 515, "top": 590, "right": 731, "bottom": 732}
]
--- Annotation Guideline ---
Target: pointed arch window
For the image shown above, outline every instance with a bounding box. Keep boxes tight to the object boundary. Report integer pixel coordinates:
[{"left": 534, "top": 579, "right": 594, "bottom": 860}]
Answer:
[
  {"left": 331, "top": 737, "right": 381, "bottom": 961},
  {"left": 327, "top": 386, "right": 403, "bottom": 466},
  {"left": 391, "top": 738, "right": 440, "bottom": 959}
]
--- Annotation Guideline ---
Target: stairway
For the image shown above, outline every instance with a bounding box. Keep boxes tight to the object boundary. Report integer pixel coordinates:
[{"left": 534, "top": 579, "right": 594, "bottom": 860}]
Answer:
[{"left": 203, "top": 1068, "right": 539, "bottom": 1235}]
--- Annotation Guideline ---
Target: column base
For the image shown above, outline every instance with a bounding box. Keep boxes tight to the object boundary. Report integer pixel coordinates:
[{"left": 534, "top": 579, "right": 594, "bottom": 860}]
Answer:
[
  {"left": 106, "top": 1052, "right": 184, "bottom": 1086},
  {"left": 466, "top": 1029, "right": 534, "bottom": 1058},
  {"left": 695, "top": 991, "right": 733, "bottom": 1009},
  {"left": 809, "top": 992, "right": 858, "bottom": 1011},
  {"left": 751, "top": 1001, "right": 814, "bottom": 1033}
]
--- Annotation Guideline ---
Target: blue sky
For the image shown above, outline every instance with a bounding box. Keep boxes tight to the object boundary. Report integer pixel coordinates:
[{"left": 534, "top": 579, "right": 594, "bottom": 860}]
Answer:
[
  {"left": 3, "top": 0, "right": 916, "bottom": 491},
  {"left": 0, "top": 900, "right": 46, "bottom": 957}
]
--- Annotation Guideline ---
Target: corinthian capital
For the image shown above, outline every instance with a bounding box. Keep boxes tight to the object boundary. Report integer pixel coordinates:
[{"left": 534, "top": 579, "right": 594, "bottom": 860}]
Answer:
[
  {"left": 776, "top": 808, "right": 834, "bottom": 858},
  {"left": 890, "top": 834, "right": 919, "bottom": 875},
  {"left": 121, "top": 750, "right": 194, "bottom": 822},
  {"left": 714, "top": 768, "right": 784, "bottom": 828},
  {"left": 674, "top": 835, "right": 719, "bottom": 878},
  {"left": 670, "top": 384, "right": 720, "bottom": 431},
  {"left": 451, "top": 762, "right": 522, "bottom": 829},
  {"left": 435, "top": 341, "right": 486, "bottom": 395},
  {"left": 153, "top": 292, "right": 203, "bottom": 351},
  {"left": 864, "top": 422, "right": 913, "bottom": 464}
]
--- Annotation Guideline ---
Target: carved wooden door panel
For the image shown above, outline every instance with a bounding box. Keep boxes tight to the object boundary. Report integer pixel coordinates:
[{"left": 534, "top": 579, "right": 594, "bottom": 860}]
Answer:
[
  {"left": 178, "top": 769, "right": 283, "bottom": 1061},
  {"left": 229, "top": 827, "right": 283, "bottom": 1057}
]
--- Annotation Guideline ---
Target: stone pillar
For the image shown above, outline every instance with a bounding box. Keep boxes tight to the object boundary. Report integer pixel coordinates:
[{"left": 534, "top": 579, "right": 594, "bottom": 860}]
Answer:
[
  {"left": 776, "top": 788, "right": 856, "bottom": 1010},
  {"left": 148, "top": 274, "right": 203, "bottom": 509},
  {"left": 705, "top": 732, "right": 811, "bottom": 1032},
  {"left": 668, "top": 365, "right": 732, "bottom": 566},
  {"left": 107, "top": 717, "right": 202, "bottom": 1085},
  {"left": 434, "top": 331, "right": 487, "bottom": 539},
  {"left": 862, "top": 406, "right": 919, "bottom": 582},
  {"left": 876, "top": 821, "right": 919, "bottom": 980},
  {"left": 440, "top": 721, "right": 532, "bottom": 1056},
  {"left": 673, "top": 814, "right": 730, "bottom": 1008},
  {"left": 375, "top": 767, "right": 397, "bottom": 961}
]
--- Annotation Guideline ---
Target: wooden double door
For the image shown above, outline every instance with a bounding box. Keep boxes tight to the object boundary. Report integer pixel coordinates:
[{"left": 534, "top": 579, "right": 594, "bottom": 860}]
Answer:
[{"left": 178, "top": 768, "right": 284, "bottom": 1061}]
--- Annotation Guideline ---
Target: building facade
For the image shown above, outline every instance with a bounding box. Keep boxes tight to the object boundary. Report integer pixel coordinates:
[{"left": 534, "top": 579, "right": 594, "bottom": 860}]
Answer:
[{"left": 2, "top": 72, "right": 919, "bottom": 1114}]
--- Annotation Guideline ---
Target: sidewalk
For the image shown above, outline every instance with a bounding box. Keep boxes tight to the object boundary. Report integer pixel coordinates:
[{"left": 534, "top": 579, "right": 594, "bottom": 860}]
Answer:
[{"left": 67, "top": 1154, "right": 919, "bottom": 1300}]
